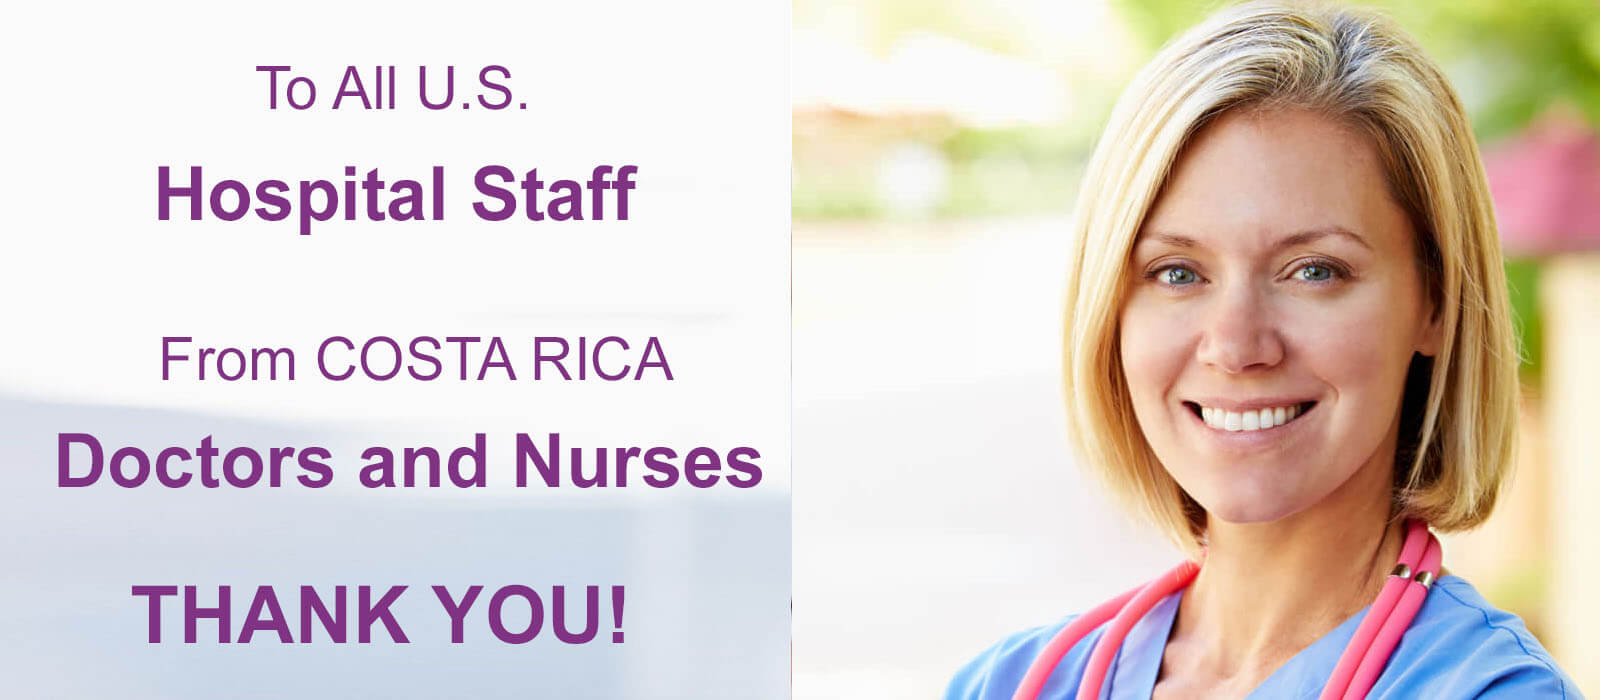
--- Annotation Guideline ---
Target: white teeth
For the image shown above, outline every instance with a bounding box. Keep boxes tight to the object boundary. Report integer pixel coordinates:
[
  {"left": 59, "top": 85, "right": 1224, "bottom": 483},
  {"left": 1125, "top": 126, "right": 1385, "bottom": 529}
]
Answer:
[{"left": 1199, "top": 403, "right": 1307, "bottom": 432}]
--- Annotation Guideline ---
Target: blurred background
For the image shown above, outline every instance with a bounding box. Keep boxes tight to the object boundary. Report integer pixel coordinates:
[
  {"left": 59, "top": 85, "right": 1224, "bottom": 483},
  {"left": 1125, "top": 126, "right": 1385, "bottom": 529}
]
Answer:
[{"left": 792, "top": 0, "right": 1600, "bottom": 697}]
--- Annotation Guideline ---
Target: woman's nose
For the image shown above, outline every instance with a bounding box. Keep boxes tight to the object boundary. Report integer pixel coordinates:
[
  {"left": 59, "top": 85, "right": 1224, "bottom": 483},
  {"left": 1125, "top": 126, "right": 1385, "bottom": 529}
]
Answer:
[{"left": 1194, "top": 285, "right": 1285, "bottom": 374}]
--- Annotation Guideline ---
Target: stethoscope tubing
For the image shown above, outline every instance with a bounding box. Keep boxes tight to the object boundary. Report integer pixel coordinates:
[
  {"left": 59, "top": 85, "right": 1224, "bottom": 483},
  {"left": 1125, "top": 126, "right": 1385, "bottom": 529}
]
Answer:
[
  {"left": 1010, "top": 583, "right": 1146, "bottom": 700},
  {"left": 1340, "top": 531, "right": 1442, "bottom": 700},
  {"left": 1009, "top": 521, "right": 1442, "bottom": 700},
  {"left": 1319, "top": 520, "right": 1435, "bottom": 700},
  {"left": 1074, "top": 560, "right": 1201, "bottom": 700}
]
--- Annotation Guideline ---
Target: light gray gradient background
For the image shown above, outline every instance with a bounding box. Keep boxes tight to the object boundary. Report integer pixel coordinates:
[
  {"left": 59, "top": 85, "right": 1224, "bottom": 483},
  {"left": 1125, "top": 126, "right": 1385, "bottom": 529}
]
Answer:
[{"left": 0, "top": 0, "right": 790, "bottom": 697}]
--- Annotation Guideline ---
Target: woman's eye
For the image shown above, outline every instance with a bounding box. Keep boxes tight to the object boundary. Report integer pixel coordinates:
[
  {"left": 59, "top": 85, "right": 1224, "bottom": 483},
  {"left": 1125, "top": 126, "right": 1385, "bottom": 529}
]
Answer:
[
  {"left": 1295, "top": 262, "right": 1340, "bottom": 282},
  {"left": 1159, "top": 266, "right": 1199, "bottom": 285}
]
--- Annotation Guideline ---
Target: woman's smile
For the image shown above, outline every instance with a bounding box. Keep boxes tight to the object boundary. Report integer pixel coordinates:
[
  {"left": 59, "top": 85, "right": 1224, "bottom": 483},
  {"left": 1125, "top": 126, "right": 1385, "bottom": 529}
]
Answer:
[{"left": 1180, "top": 397, "right": 1320, "bottom": 451}]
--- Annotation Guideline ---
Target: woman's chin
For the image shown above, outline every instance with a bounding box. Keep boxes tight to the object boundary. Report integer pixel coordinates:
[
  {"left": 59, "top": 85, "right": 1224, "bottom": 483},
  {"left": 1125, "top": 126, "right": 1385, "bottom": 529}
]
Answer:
[{"left": 1194, "top": 492, "right": 1307, "bottom": 526}]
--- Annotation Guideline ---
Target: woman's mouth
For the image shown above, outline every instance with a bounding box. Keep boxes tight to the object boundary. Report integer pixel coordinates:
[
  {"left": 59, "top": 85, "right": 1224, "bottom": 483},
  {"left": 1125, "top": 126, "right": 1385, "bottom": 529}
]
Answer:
[{"left": 1184, "top": 401, "right": 1317, "bottom": 432}]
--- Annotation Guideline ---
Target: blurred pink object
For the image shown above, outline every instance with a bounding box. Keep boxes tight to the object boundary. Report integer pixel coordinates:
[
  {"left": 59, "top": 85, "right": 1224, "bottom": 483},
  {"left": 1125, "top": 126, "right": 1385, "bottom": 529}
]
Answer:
[{"left": 1483, "top": 112, "right": 1600, "bottom": 256}]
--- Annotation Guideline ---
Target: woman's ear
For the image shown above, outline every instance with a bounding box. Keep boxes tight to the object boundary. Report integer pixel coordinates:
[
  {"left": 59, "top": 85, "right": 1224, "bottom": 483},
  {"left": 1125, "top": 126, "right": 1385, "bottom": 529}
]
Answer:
[{"left": 1415, "top": 302, "right": 1445, "bottom": 357}]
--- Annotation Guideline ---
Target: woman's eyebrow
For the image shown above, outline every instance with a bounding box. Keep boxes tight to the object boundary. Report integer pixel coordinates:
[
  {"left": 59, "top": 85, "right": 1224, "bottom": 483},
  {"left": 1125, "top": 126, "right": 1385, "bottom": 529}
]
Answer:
[
  {"left": 1133, "top": 227, "right": 1372, "bottom": 251},
  {"left": 1134, "top": 231, "right": 1202, "bottom": 249},
  {"left": 1275, "top": 226, "right": 1372, "bottom": 251}
]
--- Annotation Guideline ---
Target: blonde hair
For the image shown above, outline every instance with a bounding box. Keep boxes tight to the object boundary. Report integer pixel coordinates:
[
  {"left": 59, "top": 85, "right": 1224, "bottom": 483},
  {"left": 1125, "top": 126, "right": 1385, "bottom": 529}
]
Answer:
[{"left": 1063, "top": 0, "right": 1519, "bottom": 551}]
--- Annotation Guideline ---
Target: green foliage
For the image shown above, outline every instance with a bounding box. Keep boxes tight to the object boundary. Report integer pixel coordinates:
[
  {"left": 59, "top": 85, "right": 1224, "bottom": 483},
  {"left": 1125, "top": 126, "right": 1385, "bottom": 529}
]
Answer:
[
  {"left": 793, "top": 0, "right": 1600, "bottom": 222},
  {"left": 1115, "top": 0, "right": 1227, "bottom": 52},
  {"left": 1504, "top": 257, "right": 1544, "bottom": 383},
  {"left": 1114, "top": 0, "right": 1600, "bottom": 142},
  {"left": 792, "top": 124, "right": 1092, "bottom": 221},
  {"left": 1396, "top": 0, "right": 1600, "bottom": 141}
]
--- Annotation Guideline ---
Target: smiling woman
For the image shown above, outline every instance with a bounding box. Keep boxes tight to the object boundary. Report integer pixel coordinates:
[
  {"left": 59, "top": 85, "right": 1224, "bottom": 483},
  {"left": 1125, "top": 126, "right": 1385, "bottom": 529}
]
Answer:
[
  {"left": 1123, "top": 107, "right": 1440, "bottom": 528},
  {"left": 945, "top": 2, "right": 1582, "bottom": 699}
]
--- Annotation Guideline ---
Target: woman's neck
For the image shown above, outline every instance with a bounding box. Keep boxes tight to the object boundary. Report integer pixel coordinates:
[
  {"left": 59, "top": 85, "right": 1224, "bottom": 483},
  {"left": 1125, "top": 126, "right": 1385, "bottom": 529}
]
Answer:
[{"left": 1163, "top": 462, "right": 1404, "bottom": 689}]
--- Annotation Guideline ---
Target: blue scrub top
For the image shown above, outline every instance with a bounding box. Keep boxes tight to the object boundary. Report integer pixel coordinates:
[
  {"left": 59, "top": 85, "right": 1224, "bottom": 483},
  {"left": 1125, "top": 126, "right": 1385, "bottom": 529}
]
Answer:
[{"left": 946, "top": 575, "right": 1582, "bottom": 699}]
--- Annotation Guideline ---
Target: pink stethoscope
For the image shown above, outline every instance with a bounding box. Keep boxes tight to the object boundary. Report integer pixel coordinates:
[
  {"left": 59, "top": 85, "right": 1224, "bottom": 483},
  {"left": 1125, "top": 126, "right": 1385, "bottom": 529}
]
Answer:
[{"left": 1012, "top": 520, "right": 1443, "bottom": 700}]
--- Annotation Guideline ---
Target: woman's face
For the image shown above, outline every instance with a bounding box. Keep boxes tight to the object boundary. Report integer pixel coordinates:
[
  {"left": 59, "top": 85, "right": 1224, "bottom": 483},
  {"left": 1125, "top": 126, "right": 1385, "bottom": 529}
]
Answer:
[{"left": 1119, "top": 108, "right": 1441, "bottom": 525}]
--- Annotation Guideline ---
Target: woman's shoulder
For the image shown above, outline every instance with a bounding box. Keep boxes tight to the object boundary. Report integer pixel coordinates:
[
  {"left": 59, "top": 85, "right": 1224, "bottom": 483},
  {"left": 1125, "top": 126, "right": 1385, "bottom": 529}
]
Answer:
[
  {"left": 943, "top": 615, "right": 1084, "bottom": 700},
  {"left": 1377, "top": 575, "right": 1583, "bottom": 699},
  {"left": 944, "top": 589, "right": 1182, "bottom": 700},
  {"left": 943, "top": 577, "right": 1585, "bottom": 700}
]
